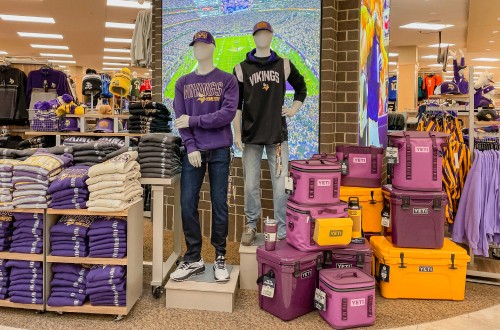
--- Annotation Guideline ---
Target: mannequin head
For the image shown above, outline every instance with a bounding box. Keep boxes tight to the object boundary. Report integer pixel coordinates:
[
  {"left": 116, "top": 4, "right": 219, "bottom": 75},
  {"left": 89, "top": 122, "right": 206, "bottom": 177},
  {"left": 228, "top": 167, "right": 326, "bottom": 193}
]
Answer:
[
  {"left": 132, "top": 71, "right": 138, "bottom": 79},
  {"left": 253, "top": 30, "right": 273, "bottom": 48},
  {"left": 193, "top": 42, "right": 215, "bottom": 61}
]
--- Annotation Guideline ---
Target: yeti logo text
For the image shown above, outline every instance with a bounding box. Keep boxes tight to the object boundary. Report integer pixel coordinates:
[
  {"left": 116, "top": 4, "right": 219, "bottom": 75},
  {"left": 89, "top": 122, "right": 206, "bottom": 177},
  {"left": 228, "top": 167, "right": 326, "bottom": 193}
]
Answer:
[
  {"left": 351, "top": 298, "right": 365, "bottom": 307},
  {"left": 329, "top": 230, "right": 343, "bottom": 237},
  {"left": 415, "top": 147, "right": 430, "bottom": 153},
  {"left": 317, "top": 180, "right": 331, "bottom": 187},
  {"left": 301, "top": 270, "right": 312, "bottom": 279},
  {"left": 413, "top": 208, "right": 429, "bottom": 215},
  {"left": 353, "top": 157, "right": 367, "bottom": 164},
  {"left": 419, "top": 266, "right": 433, "bottom": 272},
  {"left": 335, "top": 263, "right": 352, "bottom": 269}
]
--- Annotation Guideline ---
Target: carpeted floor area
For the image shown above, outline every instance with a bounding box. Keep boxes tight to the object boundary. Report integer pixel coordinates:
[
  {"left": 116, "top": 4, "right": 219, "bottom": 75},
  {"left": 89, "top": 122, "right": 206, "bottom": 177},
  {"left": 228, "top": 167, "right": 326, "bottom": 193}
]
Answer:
[{"left": 0, "top": 219, "right": 499, "bottom": 330}]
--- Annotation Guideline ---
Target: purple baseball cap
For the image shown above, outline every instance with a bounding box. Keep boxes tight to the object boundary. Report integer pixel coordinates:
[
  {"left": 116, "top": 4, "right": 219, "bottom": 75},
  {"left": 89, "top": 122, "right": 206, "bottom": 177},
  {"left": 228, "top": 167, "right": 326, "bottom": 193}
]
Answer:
[
  {"left": 438, "top": 81, "right": 461, "bottom": 94},
  {"left": 60, "top": 117, "right": 79, "bottom": 132},
  {"left": 483, "top": 85, "right": 495, "bottom": 94},
  {"left": 94, "top": 118, "right": 114, "bottom": 133},
  {"left": 189, "top": 31, "right": 216, "bottom": 47},
  {"left": 253, "top": 21, "right": 273, "bottom": 35}
]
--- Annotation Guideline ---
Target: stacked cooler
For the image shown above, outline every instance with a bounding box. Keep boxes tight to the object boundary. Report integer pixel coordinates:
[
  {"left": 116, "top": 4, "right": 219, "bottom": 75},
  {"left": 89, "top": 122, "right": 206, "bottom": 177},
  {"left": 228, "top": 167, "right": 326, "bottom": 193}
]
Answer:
[
  {"left": 372, "top": 131, "right": 470, "bottom": 301},
  {"left": 256, "top": 156, "right": 376, "bottom": 329}
]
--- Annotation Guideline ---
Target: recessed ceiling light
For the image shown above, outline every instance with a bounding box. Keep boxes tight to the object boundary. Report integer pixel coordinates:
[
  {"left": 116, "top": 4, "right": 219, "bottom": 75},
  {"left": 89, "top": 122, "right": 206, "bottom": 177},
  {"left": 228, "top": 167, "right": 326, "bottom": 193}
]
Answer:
[
  {"left": 486, "top": 48, "right": 492, "bottom": 51},
  {"left": 472, "top": 58, "right": 500, "bottom": 62},
  {"left": 475, "top": 65, "right": 497, "bottom": 69},
  {"left": 428, "top": 63, "right": 452, "bottom": 67},
  {"left": 388, "top": 53, "right": 398, "bottom": 57},
  {"left": 48, "top": 60, "right": 76, "bottom": 64},
  {"left": 103, "top": 62, "right": 128, "bottom": 66},
  {"left": 428, "top": 43, "right": 455, "bottom": 48},
  {"left": 102, "top": 67, "right": 120, "bottom": 71},
  {"left": 18, "top": 32, "right": 63, "bottom": 39},
  {"left": 421, "top": 55, "right": 438, "bottom": 59},
  {"left": 63, "top": 69, "right": 70, "bottom": 72},
  {"left": 493, "top": 31, "right": 499, "bottom": 34},
  {"left": 106, "top": 0, "right": 151, "bottom": 9},
  {"left": 105, "top": 37, "right": 132, "bottom": 43},
  {"left": 40, "top": 53, "right": 73, "bottom": 58},
  {"left": 103, "top": 55, "right": 131, "bottom": 61},
  {"left": 0, "top": 14, "right": 55, "bottom": 23},
  {"left": 58, "top": 65, "right": 67, "bottom": 68},
  {"left": 104, "top": 48, "right": 130, "bottom": 53},
  {"left": 105, "top": 22, "right": 135, "bottom": 29},
  {"left": 0, "top": 51, "right": 7, "bottom": 55},
  {"left": 490, "top": 40, "right": 495, "bottom": 43},
  {"left": 400, "top": 23, "right": 454, "bottom": 31},
  {"left": 389, "top": 62, "right": 397, "bottom": 65},
  {"left": 31, "top": 44, "right": 69, "bottom": 50}
]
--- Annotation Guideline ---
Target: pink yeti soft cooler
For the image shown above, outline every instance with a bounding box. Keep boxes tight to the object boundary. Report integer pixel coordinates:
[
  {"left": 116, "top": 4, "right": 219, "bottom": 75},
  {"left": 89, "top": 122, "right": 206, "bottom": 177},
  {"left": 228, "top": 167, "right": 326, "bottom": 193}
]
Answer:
[
  {"left": 289, "top": 158, "right": 341, "bottom": 205},
  {"left": 388, "top": 131, "right": 448, "bottom": 191},
  {"left": 318, "top": 268, "right": 376, "bottom": 329},
  {"left": 256, "top": 241, "right": 323, "bottom": 321},
  {"left": 382, "top": 185, "right": 447, "bottom": 248},
  {"left": 286, "top": 199, "right": 348, "bottom": 252},
  {"left": 335, "top": 145, "right": 384, "bottom": 188},
  {"left": 323, "top": 239, "right": 373, "bottom": 275}
]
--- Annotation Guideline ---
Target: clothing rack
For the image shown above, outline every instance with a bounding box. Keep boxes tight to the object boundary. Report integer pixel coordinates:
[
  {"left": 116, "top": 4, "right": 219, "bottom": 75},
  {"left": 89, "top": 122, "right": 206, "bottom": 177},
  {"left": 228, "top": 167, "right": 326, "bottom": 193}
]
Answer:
[{"left": 0, "top": 56, "right": 50, "bottom": 66}]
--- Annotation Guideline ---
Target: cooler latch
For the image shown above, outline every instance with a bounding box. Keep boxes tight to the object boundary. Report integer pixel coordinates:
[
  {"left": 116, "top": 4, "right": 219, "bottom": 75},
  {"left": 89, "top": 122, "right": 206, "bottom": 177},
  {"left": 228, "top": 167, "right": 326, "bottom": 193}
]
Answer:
[
  {"left": 399, "top": 252, "right": 407, "bottom": 268},
  {"left": 316, "top": 255, "right": 323, "bottom": 271},
  {"left": 433, "top": 197, "right": 442, "bottom": 211},
  {"left": 449, "top": 254, "right": 457, "bottom": 270},
  {"left": 293, "top": 262, "right": 301, "bottom": 278},
  {"left": 401, "top": 196, "right": 410, "bottom": 210},
  {"left": 356, "top": 253, "right": 365, "bottom": 269},
  {"left": 323, "top": 250, "right": 333, "bottom": 266}
]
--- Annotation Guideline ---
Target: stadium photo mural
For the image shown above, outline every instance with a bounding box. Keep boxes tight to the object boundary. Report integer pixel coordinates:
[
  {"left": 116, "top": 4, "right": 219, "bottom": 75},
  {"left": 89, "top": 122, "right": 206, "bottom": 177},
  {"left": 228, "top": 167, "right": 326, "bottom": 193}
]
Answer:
[
  {"left": 162, "top": 0, "right": 321, "bottom": 160},
  {"left": 359, "top": 0, "right": 390, "bottom": 147}
]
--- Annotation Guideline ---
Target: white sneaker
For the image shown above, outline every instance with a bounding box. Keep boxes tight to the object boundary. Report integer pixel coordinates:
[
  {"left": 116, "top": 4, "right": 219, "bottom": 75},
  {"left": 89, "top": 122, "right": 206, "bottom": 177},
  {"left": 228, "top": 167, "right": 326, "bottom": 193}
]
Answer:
[
  {"left": 170, "top": 258, "right": 205, "bottom": 282},
  {"left": 213, "top": 255, "right": 230, "bottom": 283}
]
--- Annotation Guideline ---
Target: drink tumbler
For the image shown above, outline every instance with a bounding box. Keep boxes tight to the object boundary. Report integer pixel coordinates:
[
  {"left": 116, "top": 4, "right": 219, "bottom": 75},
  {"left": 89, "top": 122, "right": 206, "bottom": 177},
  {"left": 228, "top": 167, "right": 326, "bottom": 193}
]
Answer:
[{"left": 264, "top": 218, "right": 277, "bottom": 251}]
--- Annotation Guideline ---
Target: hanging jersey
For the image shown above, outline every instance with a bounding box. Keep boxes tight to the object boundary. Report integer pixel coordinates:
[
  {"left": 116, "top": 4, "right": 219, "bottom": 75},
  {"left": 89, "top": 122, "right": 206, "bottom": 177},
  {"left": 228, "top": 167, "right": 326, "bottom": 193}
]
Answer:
[
  {"left": 424, "top": 75, "right": 439, "bottom": 97},
  {"left": 418, "top": 77, "right": 424, "bottom": 100},
  {"left": 388, "top": 76, "right": 397, "bottom": 101}
]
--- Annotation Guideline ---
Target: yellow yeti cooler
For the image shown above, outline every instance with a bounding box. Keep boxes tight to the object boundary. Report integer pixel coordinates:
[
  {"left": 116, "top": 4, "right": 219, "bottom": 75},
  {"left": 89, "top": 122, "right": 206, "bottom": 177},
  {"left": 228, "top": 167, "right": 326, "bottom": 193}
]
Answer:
[
  {"left": 340, "top": 186, "right": 383, "bottom": 233},
  {"left": 313, "top": 218, "right": 353, "bottom": 246},
  {"left": 370, "top": 236, "right": 470, "bottom": 301}
]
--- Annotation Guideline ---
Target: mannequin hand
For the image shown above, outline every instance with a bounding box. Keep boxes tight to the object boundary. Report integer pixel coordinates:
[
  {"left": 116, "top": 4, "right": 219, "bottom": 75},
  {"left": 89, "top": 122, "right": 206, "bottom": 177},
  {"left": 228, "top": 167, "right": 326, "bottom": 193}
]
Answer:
[
  {"left": 188, "top": 151, "right": 202, "bottom": 168},
  {"left": 449, "top": 49, "right": 457, "bottom": 60},
  {"left": 234, "top": 135, "right": 245, "bottom": 151},
  {"left": 175, "top": 115, "right": 190, "bottom": 129},
  {"left": 459, "top": 48, "right": 464, "bottom": 59},
  {"left": 282, "top": 106, "right": 298, "bottom": 117}
]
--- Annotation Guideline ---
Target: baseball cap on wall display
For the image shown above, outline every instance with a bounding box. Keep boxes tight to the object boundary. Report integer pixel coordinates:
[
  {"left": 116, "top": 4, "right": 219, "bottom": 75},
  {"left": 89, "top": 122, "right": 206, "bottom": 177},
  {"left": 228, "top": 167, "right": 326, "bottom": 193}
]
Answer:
[
  {"left": 253, "top": 21, "right": 273, "bottom": 35},
  {"left": 189, "top": 31, "right": 216, "bottom": 47},
  {"left": 94, "top": 118, "right": 114, "bottom": 133}
]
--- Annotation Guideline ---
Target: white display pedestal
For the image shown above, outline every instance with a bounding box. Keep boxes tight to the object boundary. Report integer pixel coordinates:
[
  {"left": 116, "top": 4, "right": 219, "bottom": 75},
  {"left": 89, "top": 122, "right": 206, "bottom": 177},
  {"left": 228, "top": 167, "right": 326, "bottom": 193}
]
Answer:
[{"left": 238, "top": 233, "right": 265, "bottom": 290}]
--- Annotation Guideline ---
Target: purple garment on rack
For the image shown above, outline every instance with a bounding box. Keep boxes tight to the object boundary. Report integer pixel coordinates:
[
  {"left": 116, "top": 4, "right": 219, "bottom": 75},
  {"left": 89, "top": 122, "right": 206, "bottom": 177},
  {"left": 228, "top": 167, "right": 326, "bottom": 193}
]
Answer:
[
  {"left": 51, "top": 249, "right": 88, "bottom": 257},
  {"left": 53, "top": 273, "right": 87, "bottom": 284},
  {"left": 9, "top": 246, "right": 43, "bottom": 254},
  {"left": 9, "top": 296, "right": 43, "bottom": 304},
  {"left": 10, "top": 278, "right": 43, "bottom": 286},
  {"left": 10, "top": 269, "right": 42, "bottom": 277},
  {"left": 13, "top": 219, "right": 43, "bottom": 229},
  {"left": 48, "top": 296, "right": 85, "bottom": 307},
  {"left": 50, "top": 278, "right": 86, "bottom": 289},
  {"left": 87, "top": 228, "right": 126, "bottom": 237},
  {"left": 89, "top": 240, "right": 126, "bottom": 249},
  {"left": 50, "top": 291, "right": 87, "bottom": 301},
  {"left": 90, "top": 218, "right": 127, "bottom": 230},
  {"left": 8, "top": 283, "right": 42, "bottom": 292},
  {"left": 50, "top": 188, "right": 89, "bottom": 201},
  {"left": 51, "top": 286, "right": 86, "bottom": 295},
  {"left": 47, "top": 166, "right": 90, "bottom": 193},
  {"left": 89, "top": 233, "right": 126, "bottom": 242},
  {"left": 52, "top": 263, "right": 89, "bottom": 275},
  {"left": 88, "top": 291, "right": 126, "bottom": 301},
  {"left": 12, "top": 213, "right": 43, "bottom": 221},
  {"left": 86, "top": 278, "right": 124, "bottom": 288},
  {"left": 86, "top": 266, "right": 125, "bottom": 283},
  {"left": 9, "top": 273, "right": 40, "bottom": 281},
  {"left": 6, "top": 260, "right": 41, "bottom": 268},
  {"left": 50, "top": 235, "right": 86, "bottom": 243},
  {"left": 8, "top": 291, "right": 43, "bottom": 299},
  {"left": 12, "top": 227, "right": 43, "bottom": 235}
]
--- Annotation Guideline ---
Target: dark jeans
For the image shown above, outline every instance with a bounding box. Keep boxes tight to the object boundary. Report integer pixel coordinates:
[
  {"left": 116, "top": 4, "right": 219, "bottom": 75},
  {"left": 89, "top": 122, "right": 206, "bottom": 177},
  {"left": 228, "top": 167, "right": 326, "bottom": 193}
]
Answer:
[{"left": 180, "top": 147, "right": 230, "bottom": 262}]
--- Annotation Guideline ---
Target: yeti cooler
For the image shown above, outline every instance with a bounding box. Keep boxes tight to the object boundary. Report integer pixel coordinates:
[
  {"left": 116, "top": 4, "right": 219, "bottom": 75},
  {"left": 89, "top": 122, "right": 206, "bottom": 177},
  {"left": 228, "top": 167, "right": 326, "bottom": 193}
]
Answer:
[
  {"left": 335, "top": 145, "right": 384, "bottom": 188},
  {"left": 340, "top": 186, "right": 384, "bottom": 233},
  {"left": 256, "top": 240, "right": 322, "bottom": 321},
  {"left": 323, "top": 239, "right": 372, "bottom": 275},
  {"left": 313, "top": 217, "right": 353, "bottom": 246}
]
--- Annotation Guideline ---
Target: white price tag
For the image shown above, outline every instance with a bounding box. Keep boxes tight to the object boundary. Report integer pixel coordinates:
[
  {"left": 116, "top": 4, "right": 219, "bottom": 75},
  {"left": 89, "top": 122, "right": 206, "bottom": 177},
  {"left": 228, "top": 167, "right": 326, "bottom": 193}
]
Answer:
[
  {"left": 386, "top": 147, "right": 399, "bottom": 164},
  {"left": 314, "top": 288, "right": 327, "bottom": 311},
  {"left": 285, "top": 176, "right": 294, "bottom": 194},
  {"left": 381, "top": 216, "right": 390, "bottom": 228},
  {"left": 261, "top": 277, "right": 275, "bottom": 298}
]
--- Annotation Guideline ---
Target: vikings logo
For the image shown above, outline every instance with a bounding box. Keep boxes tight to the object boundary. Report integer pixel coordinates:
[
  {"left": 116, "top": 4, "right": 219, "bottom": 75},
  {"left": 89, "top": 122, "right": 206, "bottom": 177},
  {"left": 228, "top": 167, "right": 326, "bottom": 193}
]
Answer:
[
  {"left": 197, "top": 93, "right": 207, "bottom": 103},
  {"left": 262, "top": 83, "right": 270, "bottom": 91}
]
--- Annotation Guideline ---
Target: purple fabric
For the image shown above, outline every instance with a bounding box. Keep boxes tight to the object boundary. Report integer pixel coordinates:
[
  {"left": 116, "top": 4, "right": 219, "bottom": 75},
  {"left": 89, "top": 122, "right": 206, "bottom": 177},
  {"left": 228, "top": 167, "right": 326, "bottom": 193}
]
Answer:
[
  {"left": 51, "top": 286, "right": 86, "bottom": 295},
  {"left": 53, "top": 273, "right": 87, "bottom": 283},
  {"left": 90, "top": 218, "right": 127, "bottom": 230},
  {"left": 48, "top": 296, "right": 85, "bottom": 307},
  {"left": 50, "top": 235, "right": 86, "bottom": 243},
  {"left": 50, "top": 198, "right": 87, "bottom": 207},
  {"left": 52, "top": 263, "right": 89, "bottom": 275},
  {"left": 90, "top": 247, "right": 126, "bottom": 254},
  {"left": 51, "top": 243, "right": 87, "bottom": 252},
  {"left": 9, "top": 246, "right": 43, "bottom": 254},
  {"left": 9, "top": 274, "right": 41, "bottom": 281},
  {"left": 89, "top": 240, "right": 126, "bottom": 249},
  {"left": 6, "top": 260, "right": 41, "bottom": 268},
  {"left": 89, "top": 300, "right": 125, "bottom": 307},
  {"left": 88, "top": 291, "right": 126, "bottom": 300},
  {"left": 13, "top": 227, "right": 43, "bottom": 235},
  {"left": 87, "top": 266, "right": 125, "bottom": 282},
  {"left": 12, "top": 171, "right": 48, "bottom": 181},
  {"left": 0, "top": 293, "right": 7, "bottom": 300},
  {"left": 49, "top": 202, "right": 87, "bottom": 209},
  {"left": 48, "top": 166, "right": 89, "bottom": 193},
  {"left": 13, "top": 219, "right": 43, "bottom": 229},
  {"left": 0, "top": 287, "right": 7, "bottom": 295},
  {"left": 12, "top": 213, "right": 43, "bottom": 221},
  {"left": 10, "top": 269, "right": 42, "bottom": 277},
  {"left": 9, "top": 296, "right": 43, "bottom": 304},
  {"left": 12, "top": 177, "right": 49, "bottom": 186},
  {"left": 51, "top": 249, "right": 88, "bottom": 257},
  {"left": 9, "top": 291, "right": 42, "bottom": 299},
  {"left": 50, "top": 188, "right": 89, "bottom": 201},
  {"left": 86, "top": 281, "right": 126, "bottom": 295},
  {"left": 12, "top": 233, "right": 42, "bottom": 241},
  {"left": 9, "top": 284, "right": 42, "bottom": 292},
  {"left": 51, "top": 278, "right": 86, "bottom": 289},
  {"left": 50, "top": 291, "right": 87, "bottom": 301},
  {"left": 50, "top": 225, "right": 89, "bottom": 236},
  {"left": 0, "top": 221, "right": 13, "bottom": 229},
  {"left": 87, "top": 228, "right": 126, "bottom": 237},
  {"left": 51, "top": 216, "right": 93, "bottom": 235},
  {"left": 11, "top": 238, "right": 41, "bottom": 245},
  {"left": 89, "top": 233, "right": 126, "bottom": 242},
  {"left": 10, "top": 278, "right": 43, "bottom": 286},
  {"left": 89, "top": 252, "right": 126, "bottom": 258},
  {"left": 86, "top": 278, "right": 124, "bottom": 288}
]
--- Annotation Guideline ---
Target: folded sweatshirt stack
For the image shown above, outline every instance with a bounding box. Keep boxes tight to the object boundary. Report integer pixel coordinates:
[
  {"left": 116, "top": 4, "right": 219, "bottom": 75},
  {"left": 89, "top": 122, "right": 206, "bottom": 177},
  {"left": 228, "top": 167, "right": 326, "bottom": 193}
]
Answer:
[
  {"left": 0, "top": 160, "right": 19, "bottom": 211},
  {"left": 50, "top": 215, "right": 93, "bottom": 257},
  {"left": 12, "top": 152, "right": 73, "bottom": 209},
  {"left": 0, "top": 259, "right": 9, "bottom": 300},
  {"left": 72, "top": 142, "right": 122, "bottom": 167},
  {"left": 0, "top": 148, "right": 38, "bottom": 161},
  {"left": 48, "top": 166, "right": 90, "bottom": 209},
  {"left": 87, "top": 265, "right": 126, "bottom": 306},
  {"left": 7, "top": 260, "right": 43, "bottom": 304},
  {"left": 48, "top": 263, "right": 90, "bottom": 307},
  {"left": 88, "top": 217, "right": 127, "bottom": 258},
  {"left": 128, "top": 101, "right": 172, "bottom": 134},
  {"left": 86, "top": 151, "right": 142, "bottom": 212},
  {"left": 0, "top": 213, "right": 13, "bottom": 252},
  {"left": 138, "top": 134, "right": 182, "bottom": 178},
  {"left": 10, "top": 212, "right": 43, "bottom": 254}
]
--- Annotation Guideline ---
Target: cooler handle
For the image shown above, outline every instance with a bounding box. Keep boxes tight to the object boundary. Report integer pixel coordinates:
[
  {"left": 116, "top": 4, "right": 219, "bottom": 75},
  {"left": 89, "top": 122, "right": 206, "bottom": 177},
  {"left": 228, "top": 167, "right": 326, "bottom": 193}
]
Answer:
[
  {"left": 367, "top": 295, "right": 374, "bottom": 318},
  {"left": 317, "top": 208, "right": 339, "bottom": 215},
  {"left": 342, "top": 298, "right": 348, "bottom": 321},
  {"left": 256, "top": 269, "right": 275, "bottom": 284},
  {"left": 337, "top": 271, "right": 358, "bottom": 279},
  {"left": 370, "top": 146, "right": 378, "bottom": 174},
  {"left": 449, "top": 254, "right": 457, "bottom": 270},
  {"left": 399, "top": 252, "right": 407, "bottom": 268},
  {"left": 316, "top": 255, "right": 323, "bottom": 271},
  {"left": 431, "top": 133, "right": 438, "bottom": 181},
  {"left": 293, "top": 262, "right": 301, "bottom": 278},
  {"left": 309, "top": 178, "right": 315, "bottom": 199},
  {"left": 323, "top": 250, "right": 333, "bottom": 266},
  {"left": 404, "top": 132, "right": 412, "bottom": 180}
]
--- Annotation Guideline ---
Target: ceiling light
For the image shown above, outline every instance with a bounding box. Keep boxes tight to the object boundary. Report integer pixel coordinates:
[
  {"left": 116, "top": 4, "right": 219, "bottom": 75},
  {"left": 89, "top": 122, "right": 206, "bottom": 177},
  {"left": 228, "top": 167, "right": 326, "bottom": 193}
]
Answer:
[
  {"left": 18, "top": 32, "right": 63, "bottom": 39},
  {"left": 389, "top": 53, "right": 398, "bottom": 57},
  {"left": 31, "top": 44, "right": 69, "bottom": 50},
  {"left": 493, "top": 31, "right": 499, "bottom": 34},
  {"left": 486, "top": 48, "right": 492, "bottom": 51},
  {"left": 106, "top": 0, "right": 151, "bottom": 9},
  {"left": 105, "top": 37, "right": 132, "bottom": 43},
  {"left": 489, "top": 41, "right": 495, "bottom": 43},
  {"left": 48, "top": 59, "right": 76, "bottom": 64},
  {"left": 105, "top": 22, "right": 135, "bottom": 29},
  {"left": 102, "top": 67, "right": 120, "bottom": 71},
  {"left": 475, "top": 65, "right": 497, "bottom": 69},
  {"left": 421, "top": 55, "right": 438, "bottom": 59},
  {"left": 103, "top": 62, "right": 128, "bottom": 66},
  {"left": 0, "top": 14, "right": 55, "bottom": 23},
  {"left": 103, "top": 56, "right": 131, "bottom": 61},
  {"left": 58, "top": 65, "right": 67, "bottom": 68},
  {"left": 428, "top": 43, "right": 455, "bottom": 48},
  {"left": 0, "top": 51, "right": 7, "bottom": 55},
  {"left": 63, "top": 69, "right": 70, "bottom": 72},
  {"left": 389, "top": 62, "right": 397, "bottom": 65},
  {"left": 428, "top": 63, "right": 452, "bottom": 67},
  {"left": 40, "top": 53, "right": 73, "bottom": 58},
  {"left": 104, "top": 48, "right": 130, "bottom": 53},
  {"left": 400, "top": 23, "right": 454, "bottom": 31},
  {"left": 472, "top": 58, "right": 500, "bottom": 62}
]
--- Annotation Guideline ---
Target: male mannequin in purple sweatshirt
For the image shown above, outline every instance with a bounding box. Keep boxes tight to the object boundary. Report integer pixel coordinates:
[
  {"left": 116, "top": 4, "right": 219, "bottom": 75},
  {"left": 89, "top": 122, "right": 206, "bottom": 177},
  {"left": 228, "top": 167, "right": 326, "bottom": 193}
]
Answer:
[{"left": 171, "top": 31, "right": 239, "bottom": 282}]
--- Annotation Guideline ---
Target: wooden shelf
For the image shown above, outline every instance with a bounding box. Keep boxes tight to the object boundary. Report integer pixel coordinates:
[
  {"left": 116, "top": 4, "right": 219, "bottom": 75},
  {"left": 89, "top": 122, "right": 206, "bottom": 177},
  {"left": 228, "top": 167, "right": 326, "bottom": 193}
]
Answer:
[
  {"left": 46, "top": 208, "right": 128, "bottom": 217},
  {"left": 46, "top": 302, "right": 127, "bottom": 315},
  {"left": 0, "top": 252, "right": 43, "bottom": 261},
  {"left": 66, "top": 114, "right": 130, "bottom": 119},
  {"left": 0, "top": 299, "right": 43, "bottom": 311},
  {"left": 25, "top": 131, "right": 144, "bottom": 137},
  {"left": 47, "top": 255, "right": 127, "bottom": 265},
  {"left": 12, "top": 208, "right": 44, "bottom": 214},
  {"left": 429, "top": 94, "right": 470, "bottom": 100}
]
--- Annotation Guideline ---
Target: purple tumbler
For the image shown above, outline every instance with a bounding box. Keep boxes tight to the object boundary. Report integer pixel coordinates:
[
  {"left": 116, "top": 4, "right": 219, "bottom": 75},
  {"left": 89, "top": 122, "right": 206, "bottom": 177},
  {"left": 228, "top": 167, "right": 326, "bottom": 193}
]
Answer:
[{"left": 264, "top": 218, "right": 277, "bottom": 251}]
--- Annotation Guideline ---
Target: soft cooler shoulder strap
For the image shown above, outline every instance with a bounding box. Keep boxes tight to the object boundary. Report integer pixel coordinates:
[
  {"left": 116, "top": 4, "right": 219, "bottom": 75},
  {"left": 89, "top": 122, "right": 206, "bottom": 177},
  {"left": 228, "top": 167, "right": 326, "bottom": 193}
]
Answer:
[
  {"left": 430, "top": 133, "right": 438, "bottom": 181},
  {"left": 404, "top": 133, "right": 412, "bottom": 180}
]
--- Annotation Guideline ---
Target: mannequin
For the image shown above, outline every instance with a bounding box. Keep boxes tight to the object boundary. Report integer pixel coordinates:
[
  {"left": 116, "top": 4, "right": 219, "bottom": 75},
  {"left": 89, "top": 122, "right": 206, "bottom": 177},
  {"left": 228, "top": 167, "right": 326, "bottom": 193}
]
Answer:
[
  {"left": 131, "top": 71, "right": 140, "bottom": 101},
  {"left": 478, "top": 85, "right": 495, "bottom": 109},
  {"left": 171, "top": 31, "right": 238, "bottom": 282},
  {"left": 233, "top": 21, "right": 307, "bottom": 245},
  {"left": 449, "top": 49, "right": 468, "bottom": 94},
  {"left": 474, "top": 71, "right": 494, "bottom": 108}
]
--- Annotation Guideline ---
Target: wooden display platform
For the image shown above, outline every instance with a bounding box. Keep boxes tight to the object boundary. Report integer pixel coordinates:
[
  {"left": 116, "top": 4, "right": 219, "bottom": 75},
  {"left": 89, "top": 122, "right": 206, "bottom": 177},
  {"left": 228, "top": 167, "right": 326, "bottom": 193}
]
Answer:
[
  {"left": 25, "top": 131, "right": 143, "bottom": 137},
  {"left": 46, "top": 302, "right": 127, "bottom": 315},
  {"left": 0, "top": 252, "right": 43, "bottom": 262},
  {"left": 0, "top": 299, "right": 43, "bottom": 311},
  {"left": 66, "top": 114, "right": 130, "bottom": 119},
  {"left": 11, "top": 208, "right": 44, "bottom": 214},
  {"left": 238, "top": 234, "right": 264, "bottom": 291},
  {"left": 46, "top": 208, "right": 128, "bottom": 217},
  {"left": 429, "top": 94, "right": 470, "bottom": 100},
  {"left": 46, "top": 255, "right": 127, "bottom": 266}
]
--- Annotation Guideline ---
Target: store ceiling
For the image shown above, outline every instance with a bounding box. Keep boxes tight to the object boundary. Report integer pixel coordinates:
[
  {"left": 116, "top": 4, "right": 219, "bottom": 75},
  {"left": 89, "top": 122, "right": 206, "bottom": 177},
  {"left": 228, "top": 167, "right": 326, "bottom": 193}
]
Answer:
[
  {"left": 0, "top": 0, "right": 150, "bottom": 75},
  {"left": 390, "top": 0, "right": 500, "bottom": 86}
]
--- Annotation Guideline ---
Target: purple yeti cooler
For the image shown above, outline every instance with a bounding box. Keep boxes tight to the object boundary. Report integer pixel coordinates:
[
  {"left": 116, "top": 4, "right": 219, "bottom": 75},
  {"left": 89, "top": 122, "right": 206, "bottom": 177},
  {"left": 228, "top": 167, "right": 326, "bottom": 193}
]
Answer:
[
  {"left": 323, "top": 239, "right": 372, "bottom": 275},
  {"left": 388, "top": 131, "right": 448, "bottom": 191},
  {"left": 382, "top": 185, "right": 447, "bottom": 248},
  {"left": 256, "top": 240, "right": 322, "bottom": 321}
]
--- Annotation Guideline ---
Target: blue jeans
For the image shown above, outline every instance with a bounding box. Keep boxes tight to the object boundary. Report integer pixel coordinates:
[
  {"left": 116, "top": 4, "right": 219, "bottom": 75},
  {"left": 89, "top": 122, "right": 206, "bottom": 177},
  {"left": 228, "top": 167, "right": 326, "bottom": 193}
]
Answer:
[
  {"left": 180, "top": 147, "right": 230, "bottom": 262},
  {"left": 243, "top": 141, "right": 289, "bottom": 239}
]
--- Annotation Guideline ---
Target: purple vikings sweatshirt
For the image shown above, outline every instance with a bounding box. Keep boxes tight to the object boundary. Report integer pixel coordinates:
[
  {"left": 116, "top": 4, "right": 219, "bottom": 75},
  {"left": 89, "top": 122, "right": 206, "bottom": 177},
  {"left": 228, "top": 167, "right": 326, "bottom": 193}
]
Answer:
[{"left": 173, "top": 68, "right": 238, "bottom": 154}]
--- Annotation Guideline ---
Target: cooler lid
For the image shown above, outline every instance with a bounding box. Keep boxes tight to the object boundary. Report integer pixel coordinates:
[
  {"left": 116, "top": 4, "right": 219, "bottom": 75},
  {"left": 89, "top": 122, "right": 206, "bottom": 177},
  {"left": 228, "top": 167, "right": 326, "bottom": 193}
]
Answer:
[
  {"left": 336, "top": 238, "right": 372, "bottom": 255},
  {"left": 287, "top": 199, "right": 348, "bottom": 215},
  {"left": 370, "top": 236, "right": 470, "bottom": 260},
  {"left": 320, "top": 268, "right": 374, "bottom": 289},
  {"left": 382, "top": 185, "right": 447, "bottom": 200},
  {"left": 257, "top": 240, "right": 322, "bottom": 267},
  {"left": 290, "top": 159, "right": 340, "bottom": 170},
  {"left": 340, "top": 186, "right": 383, "bottom": 201},
  {"left": 388, "top": 131, "right": 449, "bottom": 139}
]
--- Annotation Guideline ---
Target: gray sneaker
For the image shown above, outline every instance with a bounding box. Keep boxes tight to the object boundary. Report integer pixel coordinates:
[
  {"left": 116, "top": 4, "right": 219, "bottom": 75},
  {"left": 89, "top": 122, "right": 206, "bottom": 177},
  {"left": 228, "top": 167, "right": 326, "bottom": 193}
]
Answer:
[
  {"left": 241, "top": 226, "right": 256, "bottom": 246},
  {"left": 170, "top": 258, "right": 205, "bottom": 282}
]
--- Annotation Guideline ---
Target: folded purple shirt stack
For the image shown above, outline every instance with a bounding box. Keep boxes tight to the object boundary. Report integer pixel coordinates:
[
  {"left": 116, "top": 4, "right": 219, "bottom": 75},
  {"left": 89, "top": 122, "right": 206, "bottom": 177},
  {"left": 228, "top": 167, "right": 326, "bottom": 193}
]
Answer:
[
  {"left": 10, "top": 213, "right": 43, "bottom": 254},
  {"left": 87, "top": 265, "right": 126, "bottom": 306},
  {"left": 7, "top": 260, "right": 43, "bottom": 304},
  {"left": 0, "top": 163, "right": 15, "bottom": 210},
  {"left": 0, "top": 259, "right": 9, "bottom": 300},
  {"left": 48, "top": 166, "right": 90, "bottom": 209},
  {"left": 0, "top": 212, "right": 13, "bottom": 252},
  {"left": 48, "top": 263, "right": 90, "bottom": 307},
  {"left": 88, "top": 217, "right": 127, "bottom": 258},
  {"left": 50, "top": 215, "right": 93, "bottom": 257}
]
